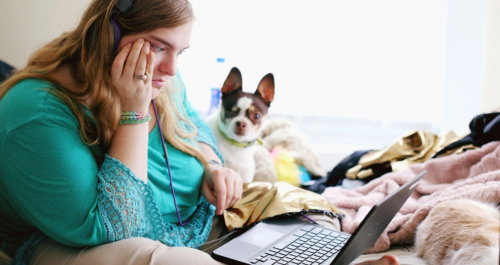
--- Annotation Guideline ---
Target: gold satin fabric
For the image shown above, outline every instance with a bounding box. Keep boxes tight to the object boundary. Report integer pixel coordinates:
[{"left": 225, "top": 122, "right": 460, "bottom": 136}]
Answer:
[
  {"left": 223, "top": 182, "right": 341, "bottom": 231},
  {"left": 346, "top": 130, "right": 473, "bottom": 179},
  {"left": 433, "top": 144, "right": 478, "bottom": 158}
]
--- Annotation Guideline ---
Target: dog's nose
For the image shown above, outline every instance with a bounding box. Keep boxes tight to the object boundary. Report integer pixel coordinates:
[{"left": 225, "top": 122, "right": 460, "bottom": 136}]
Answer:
[{"left": 236, "top": 121, "right": 247, "bottom": 129}]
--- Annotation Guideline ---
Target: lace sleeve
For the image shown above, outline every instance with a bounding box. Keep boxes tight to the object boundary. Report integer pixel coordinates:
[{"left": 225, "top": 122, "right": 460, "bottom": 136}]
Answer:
[{"left": 97, "top": 154, "right": 166, "bottom": 242}]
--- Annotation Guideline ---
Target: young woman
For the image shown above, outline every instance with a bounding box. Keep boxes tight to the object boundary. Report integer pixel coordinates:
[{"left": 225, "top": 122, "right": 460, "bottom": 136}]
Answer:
[{"left": 0, "top": 0, "right": 401, "bottom": 264}]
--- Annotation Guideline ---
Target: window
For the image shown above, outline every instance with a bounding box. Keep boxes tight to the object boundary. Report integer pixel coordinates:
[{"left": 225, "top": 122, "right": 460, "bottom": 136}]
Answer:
[{"left": 179, "top": 0, "right": 449, "bottom": 125}]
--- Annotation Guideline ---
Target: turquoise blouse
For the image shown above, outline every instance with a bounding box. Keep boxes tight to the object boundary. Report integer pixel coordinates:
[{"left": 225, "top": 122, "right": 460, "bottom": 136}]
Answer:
[{"left": 0, "top": 74, "right": 221, "bottom": 264}]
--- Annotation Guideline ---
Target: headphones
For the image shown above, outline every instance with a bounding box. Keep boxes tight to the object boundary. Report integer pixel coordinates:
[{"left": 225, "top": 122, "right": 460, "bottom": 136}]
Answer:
[{"left": 109, "top": 0, "right": 135, "bottom": 49}]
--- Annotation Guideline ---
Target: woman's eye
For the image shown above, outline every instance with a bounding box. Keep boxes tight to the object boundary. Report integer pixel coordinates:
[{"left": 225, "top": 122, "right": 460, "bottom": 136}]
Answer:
[{"left": 151, "top": 44, "right": 166, "bottom": 53}]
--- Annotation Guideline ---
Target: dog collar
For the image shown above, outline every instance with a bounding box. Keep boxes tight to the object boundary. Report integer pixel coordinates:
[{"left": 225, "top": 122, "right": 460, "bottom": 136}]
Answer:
[{"left": 217, "top": 123, "right": 263, "bottom": 148}]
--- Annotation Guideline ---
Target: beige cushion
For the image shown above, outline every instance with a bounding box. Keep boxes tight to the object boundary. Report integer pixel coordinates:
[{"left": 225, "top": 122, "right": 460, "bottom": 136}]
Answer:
[{"left": 353, "top": 245, "right": 427, "bottom": 265}]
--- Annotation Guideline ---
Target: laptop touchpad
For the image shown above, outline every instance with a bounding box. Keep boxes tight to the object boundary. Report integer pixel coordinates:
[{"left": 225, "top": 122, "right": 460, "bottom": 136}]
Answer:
[{"left": 237, "top": 226, "right": 284, "bottom": 247}]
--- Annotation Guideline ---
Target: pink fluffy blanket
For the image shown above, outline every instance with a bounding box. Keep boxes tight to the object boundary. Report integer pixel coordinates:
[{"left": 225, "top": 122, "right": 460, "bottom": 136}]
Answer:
[{"left": 321, "top": 141, "right": 500, "bottom": 253}]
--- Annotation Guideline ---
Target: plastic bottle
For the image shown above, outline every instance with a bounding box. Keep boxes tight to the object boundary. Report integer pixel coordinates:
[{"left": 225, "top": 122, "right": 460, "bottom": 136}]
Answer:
[{"left": 208, "top": 58, "right": 226, "bottom": 115}]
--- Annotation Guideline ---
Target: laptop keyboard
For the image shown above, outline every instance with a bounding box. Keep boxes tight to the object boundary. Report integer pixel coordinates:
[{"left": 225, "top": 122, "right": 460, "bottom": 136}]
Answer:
[{"left": 250, "top": 224, "right": 350, "bottom": 265}]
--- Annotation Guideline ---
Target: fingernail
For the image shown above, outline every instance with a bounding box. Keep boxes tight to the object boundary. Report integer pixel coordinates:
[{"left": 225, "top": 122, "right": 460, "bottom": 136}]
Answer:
[{"left": 138, "top": 38, "right": 144, "bottom": 44}]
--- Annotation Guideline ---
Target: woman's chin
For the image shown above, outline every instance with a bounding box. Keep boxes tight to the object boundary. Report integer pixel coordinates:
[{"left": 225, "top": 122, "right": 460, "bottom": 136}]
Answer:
[{"left": 151, "top": 88, "right": 160, "bottom": 99}]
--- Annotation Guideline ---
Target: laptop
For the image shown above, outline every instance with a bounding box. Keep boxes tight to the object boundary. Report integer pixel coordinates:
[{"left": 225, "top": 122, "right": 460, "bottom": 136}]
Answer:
[{"left": 212, "top": 170, "right": 426, "bottom": 265}]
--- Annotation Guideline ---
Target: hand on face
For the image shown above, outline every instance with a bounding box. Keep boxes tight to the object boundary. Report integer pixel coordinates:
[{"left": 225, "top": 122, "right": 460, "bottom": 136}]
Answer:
[
  {"left": 111, "top": 38, "right": 155, "bottom": 113},
  {"left": 201, "top": 165, "right": 243, "bottom": 215}
]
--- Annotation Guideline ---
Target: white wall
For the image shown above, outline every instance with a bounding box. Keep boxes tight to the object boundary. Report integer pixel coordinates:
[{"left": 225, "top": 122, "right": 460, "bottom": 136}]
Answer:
[
  {"left": 0, "top": 0, "right": 92, "bottom": 68},
  {"left": 481, "top": 0, "right": 500, "bottom": 113},
  {"left": 180, "top": 0, "right": 449, "bottom": 126},
  {"left": 440, "top": 0, "right": 485, "bottom": 134}
]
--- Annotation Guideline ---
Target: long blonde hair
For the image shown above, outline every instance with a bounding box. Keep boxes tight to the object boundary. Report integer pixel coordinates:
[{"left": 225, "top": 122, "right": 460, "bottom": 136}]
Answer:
[{"left": 0, "top": 0, "right": 208, "bottom": 166}]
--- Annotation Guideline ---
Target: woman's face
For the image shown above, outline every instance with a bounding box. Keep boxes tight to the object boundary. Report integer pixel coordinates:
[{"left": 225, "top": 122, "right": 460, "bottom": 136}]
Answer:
[{"left": 116, "top": 21, "right": 193, "bottom": 99}]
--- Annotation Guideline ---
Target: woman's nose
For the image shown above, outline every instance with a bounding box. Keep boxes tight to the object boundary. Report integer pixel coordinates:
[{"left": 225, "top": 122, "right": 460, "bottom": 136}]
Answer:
[{"left": 158, "top": 54, "right": 177, "bottom": 76}]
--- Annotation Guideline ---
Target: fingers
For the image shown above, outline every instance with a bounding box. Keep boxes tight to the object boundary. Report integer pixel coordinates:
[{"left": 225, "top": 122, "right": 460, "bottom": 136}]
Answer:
[
  {"left": 213, "top": 176, "right": 227, "bottom": 215},
  {"left": 216, "top": 168, "right": 242, "bottom": 212},
  {"left": 111, "top": 43, "right": 132, "bottom": 80},
  {"left": 224, "top": 177, "right": 234, "bottom": 210},
  {"left": 230, "top": 174, "right": 242, "bottom": 207},
  {"left": 122, "top": 38, "right": 145, "bottom": 79},
  {"left": 145, "top": 49, "right": 155, "bottom": 81},
  {"left": 215, "top": 169, "right": 242, "bottom": 213},
  {"left": 236, "top": 177, "right": 242, "bottom": 201},
  {"left": 201, "top": 180, "right": 217, "bottom": 206},
  {"left": 110, "top": 38, "right": 155, "bottom": 112},
  {"left": 135, "top": 41, "right": 149, "bottom": 78},
  {"left": 202, "top": 167, "right": 243, "bottom": 216}
]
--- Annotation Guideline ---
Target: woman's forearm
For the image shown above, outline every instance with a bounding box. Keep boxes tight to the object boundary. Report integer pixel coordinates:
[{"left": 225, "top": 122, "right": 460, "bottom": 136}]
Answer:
[
  {"left": 107, "top": 123, "right": 150, "bottom": 183},
  {"left": 199, "top": 142, "right": 222, "bottom": 165}
]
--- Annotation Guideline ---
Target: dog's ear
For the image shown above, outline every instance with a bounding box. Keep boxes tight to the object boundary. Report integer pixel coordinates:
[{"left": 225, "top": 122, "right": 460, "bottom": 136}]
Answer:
[
  {"left": 255, "top": 73, "right": 275, "bottom": 105},
  {"left": 221, "top": 67, "right": 243, "bottom": 94}
]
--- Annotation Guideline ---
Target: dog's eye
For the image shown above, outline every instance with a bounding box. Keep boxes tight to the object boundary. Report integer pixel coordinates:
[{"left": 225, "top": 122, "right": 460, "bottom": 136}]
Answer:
[{"left": 254, "top": 113, "right": 261, "bottom": 120}]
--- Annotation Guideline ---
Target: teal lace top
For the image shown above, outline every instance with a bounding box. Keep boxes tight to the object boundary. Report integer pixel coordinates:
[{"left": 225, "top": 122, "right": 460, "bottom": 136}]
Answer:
[{"left": 0, "top": 73, "right": 222, "bottom": 265}]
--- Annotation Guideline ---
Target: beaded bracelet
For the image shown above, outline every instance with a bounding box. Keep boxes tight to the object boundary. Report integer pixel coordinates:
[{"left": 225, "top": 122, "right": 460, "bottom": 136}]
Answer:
[{"left": 119, "top": 111, "right": 152, "bottom": 125}]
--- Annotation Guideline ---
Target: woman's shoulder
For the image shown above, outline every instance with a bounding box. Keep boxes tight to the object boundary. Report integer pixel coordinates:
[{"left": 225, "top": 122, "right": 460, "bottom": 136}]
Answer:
[
  {"left": 0, "top": 78, "right": 78, "bottom": 131},
  {"left": 6, "top": 77, "right": 58, "bottom": 99}
]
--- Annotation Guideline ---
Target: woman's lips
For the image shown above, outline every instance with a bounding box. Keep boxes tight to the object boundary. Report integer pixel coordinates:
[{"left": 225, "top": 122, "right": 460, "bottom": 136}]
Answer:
[{"left": 152, "top": 80, "right": 165, "bottom": 88}]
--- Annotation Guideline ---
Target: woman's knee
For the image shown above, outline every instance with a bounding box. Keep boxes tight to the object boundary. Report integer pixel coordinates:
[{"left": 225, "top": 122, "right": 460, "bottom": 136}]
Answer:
[
  {"left": 104, "top": 237, "right": 222, "bottom": 265},
  {"left": 29, "top": 237, "right": 222, "bottom": 265},
  {"left": 94, "top": 237, "right": 169, "bottom": 264}
]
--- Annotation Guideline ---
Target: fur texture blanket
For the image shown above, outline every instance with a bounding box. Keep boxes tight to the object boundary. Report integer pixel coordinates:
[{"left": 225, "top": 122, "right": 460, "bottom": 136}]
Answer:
[
  {"left": 321, "top": 141, "right": 500, "bottom": 253},
  {"left": 254, "top": 118, "right": 326, "bottom": 183}
]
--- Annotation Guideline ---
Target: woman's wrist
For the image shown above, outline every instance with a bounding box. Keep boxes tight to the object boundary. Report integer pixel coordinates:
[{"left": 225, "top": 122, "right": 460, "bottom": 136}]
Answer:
[
  {"left": 208, "top": 159, "right": 224, "bottom": 167},
  {"left": 119, "top": 111, "right": 151, "bottom": 125}
]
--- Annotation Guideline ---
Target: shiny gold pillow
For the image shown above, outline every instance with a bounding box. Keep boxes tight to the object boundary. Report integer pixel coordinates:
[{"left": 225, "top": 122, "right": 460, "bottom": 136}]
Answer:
[{"left": 223, "top": 181, "right": 341, "bottom": 230}]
